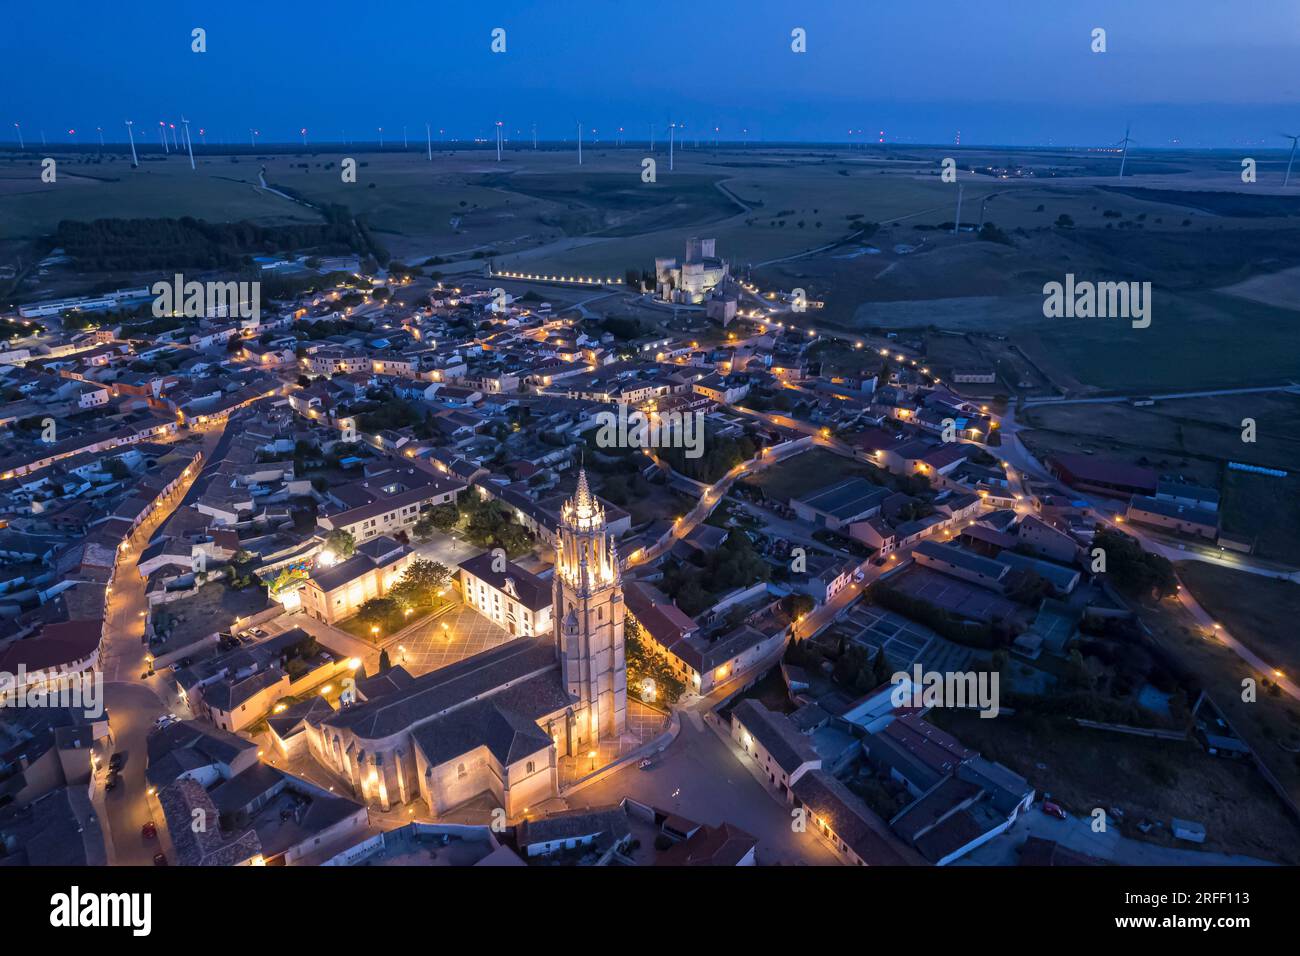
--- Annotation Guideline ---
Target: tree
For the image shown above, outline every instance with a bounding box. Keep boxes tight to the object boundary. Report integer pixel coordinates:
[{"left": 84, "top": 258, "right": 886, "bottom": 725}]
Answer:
[
  {"left": 419, "top": 503, "right": 460, "bottom": 535},
  {"left": 324, "top": 528, "right": 356, "bottom": 559},
  {"left": 390, "top": 558, "right": 451, "bottom": 610},
  {"left": 357, "top": 597, "right": 399, "bottom": 635},
  {"left": 871, "top": 647, "right": 892, "bottom": 686},
  {"left": 624, "top": 614, "right": 686, "bottom": 706}
]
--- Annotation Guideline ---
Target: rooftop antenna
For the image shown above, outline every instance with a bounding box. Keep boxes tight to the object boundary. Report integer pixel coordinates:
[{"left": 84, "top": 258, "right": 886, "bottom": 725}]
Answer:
[
  {"left": 124, "top": 120, "right": 138, "bottom": 166},
  {"left": 1281, "top": 132, "right": 1300, "bottom": 186}
]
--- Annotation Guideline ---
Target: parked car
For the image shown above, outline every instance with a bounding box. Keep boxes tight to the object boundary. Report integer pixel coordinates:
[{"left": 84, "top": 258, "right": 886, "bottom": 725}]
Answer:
[
  {"left": 1041, "top": 800, "right": 1067, "bottom": 820},
  {"left": 141, "top": 821, "right": 157, "bottom": 840},
  {"left": 250, "top": 628, "right": 268, "bottom": 638}
]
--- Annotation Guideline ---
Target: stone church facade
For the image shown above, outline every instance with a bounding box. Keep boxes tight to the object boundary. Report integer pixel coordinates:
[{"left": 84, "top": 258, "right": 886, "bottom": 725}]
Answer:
[{"left": 302, "top": 470, "right": 628, "bottom": 820}]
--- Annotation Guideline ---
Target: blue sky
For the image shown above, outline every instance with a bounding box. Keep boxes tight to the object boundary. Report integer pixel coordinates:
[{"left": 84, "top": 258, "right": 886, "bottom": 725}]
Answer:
[{"left": 5, "top": 0, "right": 1299, "bottom": 147}]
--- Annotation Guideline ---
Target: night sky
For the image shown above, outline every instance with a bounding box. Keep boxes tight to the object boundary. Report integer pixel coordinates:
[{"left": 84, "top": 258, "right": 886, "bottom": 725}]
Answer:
[{"left": 5, "top": 0, "right": 1299, "bottom": 147}]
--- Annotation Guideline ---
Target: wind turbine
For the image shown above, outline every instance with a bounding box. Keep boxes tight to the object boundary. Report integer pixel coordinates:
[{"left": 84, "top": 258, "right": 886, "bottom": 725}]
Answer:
[
  {"left": 96, "top": 127, "right": 104, "bottom": 147},
  {"left": 532, "top": 123, "right": 537, "bottom": 150},
  {"left": 426, "top": 122, "right": 432, "bottom": 160},
  {"left": 577, "top": 121, "right": 582, "bottom": 165},
  {"left": 403, "top": 125, "right": 408, "bottom": 150},
  {"left": 377, "top": 126, "right": 384, "bottom": 149},
  {"left": 1281, "top": 133, "right": 1300, "bottom": 187},
  {"left": 67, "top": 128, "right": 77, "bottom": 143},
  {"left": 301, "top": 127, "right": 308, "bottom": 147},
  {"left": 181, "top": 116, "right": 195, "bottom": 169},
  {"left": 669, "top": 121, "right": 676, "bottom": 171},
  {"left": 1116, "top": 124, "right": 1135, "bottom": 178},
  {"left": 199, "top": 127, "right": 206, "bottom": 146},
  {"left": 952, "top": 183, "right": 964, "bottom": 236},
  {"left": 159, "top": 121, "right": 169, "bottom": 153},
  {"left": 249, "top": 128, "right": 259, "bottom": 148},
  {"left": 13, "top": 122, "right": 22, "bottom": 149},
  {"left": 124, "top": 120, "right": 138, "bottom": 166},
  {"left": 170, "top": 123, "right": 179, "bottom": 150}
]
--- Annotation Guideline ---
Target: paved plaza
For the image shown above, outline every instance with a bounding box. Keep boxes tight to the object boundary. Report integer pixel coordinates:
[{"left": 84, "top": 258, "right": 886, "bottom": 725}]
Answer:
[
  {"left": 386, "top": 601, "right": 514, "bottom": 676},
  {"left": 557, "top": 700, "right": 671, "bottom": 788}
]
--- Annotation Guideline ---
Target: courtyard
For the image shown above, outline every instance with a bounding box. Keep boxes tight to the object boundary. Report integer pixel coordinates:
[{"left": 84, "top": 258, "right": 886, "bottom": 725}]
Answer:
[{"left": 385, "top": 600, "right": 514, "bottom": 676}]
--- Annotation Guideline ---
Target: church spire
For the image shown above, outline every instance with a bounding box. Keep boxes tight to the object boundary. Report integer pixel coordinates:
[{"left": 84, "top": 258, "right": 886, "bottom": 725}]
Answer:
[{"left": 573, "top": 467, "right": 595, "bottom": 518}]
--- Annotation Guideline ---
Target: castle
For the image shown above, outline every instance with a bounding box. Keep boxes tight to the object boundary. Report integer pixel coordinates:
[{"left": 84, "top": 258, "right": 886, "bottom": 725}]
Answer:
[{"left": 302, "top": 470, "right": 627, "bottom": 818}]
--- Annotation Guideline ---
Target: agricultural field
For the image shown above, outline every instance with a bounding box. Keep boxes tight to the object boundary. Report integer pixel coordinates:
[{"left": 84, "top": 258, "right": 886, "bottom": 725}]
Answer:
[
  {"left": 1176, "top": 562, "right": 1300, "bottom": 679},
  {"left": 0, "top": 153, "right": 316, "bottom": 242},
  {"left": 1020, "top": 392, "right": 1300, "bottom": 474},
  {"left": 1219, "top": 470, "right": 1300, "bottom": 565}
]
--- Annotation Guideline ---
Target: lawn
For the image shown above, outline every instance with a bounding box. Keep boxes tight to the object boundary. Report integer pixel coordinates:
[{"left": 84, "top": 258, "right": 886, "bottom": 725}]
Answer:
[
  {"left": 337, "top": 602, "right": 444, "bottom": 642},
  {"left": 745, "top": 447, "right": 883, "bottom": 502},
  {"left": 1176, "top": 561, "right": 1300, "bottom": 678}
]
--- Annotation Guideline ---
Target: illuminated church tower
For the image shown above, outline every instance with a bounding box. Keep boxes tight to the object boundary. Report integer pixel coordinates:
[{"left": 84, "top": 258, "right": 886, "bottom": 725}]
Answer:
[{"left": 553, "top": 469, "right": 627, "bottom": 746}]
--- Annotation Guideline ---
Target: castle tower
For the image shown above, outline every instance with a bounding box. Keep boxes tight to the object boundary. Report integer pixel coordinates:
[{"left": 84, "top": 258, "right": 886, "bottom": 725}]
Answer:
[{"left": 553, "top": 469, "right": 627, "bottom": 748}]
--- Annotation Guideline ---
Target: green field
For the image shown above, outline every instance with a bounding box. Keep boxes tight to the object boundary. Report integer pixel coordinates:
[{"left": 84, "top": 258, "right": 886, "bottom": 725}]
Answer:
[{"left": 0, "top": 155, "right": 316, "bottom": 241}]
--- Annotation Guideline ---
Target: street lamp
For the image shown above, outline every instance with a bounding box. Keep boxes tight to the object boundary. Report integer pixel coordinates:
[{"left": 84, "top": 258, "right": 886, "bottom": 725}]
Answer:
[{"left": 588, "top": 749, "right": 597, "bottom": 771}]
